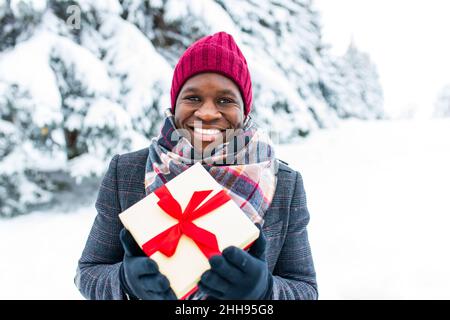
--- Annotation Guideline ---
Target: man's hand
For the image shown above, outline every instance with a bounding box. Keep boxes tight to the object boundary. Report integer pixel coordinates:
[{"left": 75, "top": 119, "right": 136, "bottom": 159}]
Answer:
[
  {"left": 119, "top": 228, "right": 177, "bottom": 300},
  {"left": 198, "top": 225, "right": 273, "bottom": 300}
]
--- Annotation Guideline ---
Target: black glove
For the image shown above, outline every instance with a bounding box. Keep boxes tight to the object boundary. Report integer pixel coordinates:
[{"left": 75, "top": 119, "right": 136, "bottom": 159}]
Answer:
[
  {"left": 198, "top": 225, "right": 273, "bottom": 300},
  {"left": 119, "top": 228, "right": 177, "bottom": 300}
]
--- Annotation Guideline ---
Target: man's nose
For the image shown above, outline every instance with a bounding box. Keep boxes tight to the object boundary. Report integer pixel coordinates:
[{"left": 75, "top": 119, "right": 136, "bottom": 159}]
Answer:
[{"left": 194, "top": 99, "right": 221, "bottom": 121}]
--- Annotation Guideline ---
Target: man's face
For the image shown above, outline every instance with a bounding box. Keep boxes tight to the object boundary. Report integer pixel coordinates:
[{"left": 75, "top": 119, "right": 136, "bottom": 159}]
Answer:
[{"left": 174, "top": 72, "right": 245, "bottom": 153}]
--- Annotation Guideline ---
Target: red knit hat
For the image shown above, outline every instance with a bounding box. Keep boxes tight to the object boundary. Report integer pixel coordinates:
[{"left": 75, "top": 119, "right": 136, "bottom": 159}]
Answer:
[{"left": 170, "top": 31, "right": 253, "bottom": 116}]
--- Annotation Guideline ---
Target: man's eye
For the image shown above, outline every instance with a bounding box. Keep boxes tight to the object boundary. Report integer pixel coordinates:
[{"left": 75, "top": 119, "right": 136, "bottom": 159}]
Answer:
[
  {"left": 218, "top": 97, "right": 234, "bottom": 104},
  {"left": 185, "top": 96, "right": 200, "bottom": 102}
]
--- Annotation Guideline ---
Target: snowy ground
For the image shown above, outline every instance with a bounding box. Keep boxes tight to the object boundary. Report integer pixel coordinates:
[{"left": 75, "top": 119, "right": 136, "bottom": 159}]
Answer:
[
  {"left": 277, "top": 118, "right": 450, "bottom": 299},
  {"left": 1, "top": 118, "right": 450, "bottom": 299}
]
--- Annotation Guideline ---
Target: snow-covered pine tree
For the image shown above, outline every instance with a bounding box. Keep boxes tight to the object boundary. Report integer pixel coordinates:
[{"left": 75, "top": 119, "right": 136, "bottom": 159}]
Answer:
[
  {"left": 0, "top": 0, "right": 385, "bottom": 216},
  {"left": 0, "top": 81, "right": 56, "bottom": 217},
  {"left": 433, "top": 85, "right": 450, "bottom": 118},
  {"left": 340, "top": 41, "right": 384, "bottom": 119},
  {"left": 0, "top": 0, "right": 44, "bottom": 51},
  {"left": 318, "top": 40, "right": 384, "bottom": 120},
  {"left": 49, "top": 33, "right": 145, "bottom": 182}
]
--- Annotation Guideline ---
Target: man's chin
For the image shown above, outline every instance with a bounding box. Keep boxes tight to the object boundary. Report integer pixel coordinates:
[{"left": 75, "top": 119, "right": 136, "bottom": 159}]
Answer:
[{"left": 192, "top": 141, "right": 217, "bottom": 153}]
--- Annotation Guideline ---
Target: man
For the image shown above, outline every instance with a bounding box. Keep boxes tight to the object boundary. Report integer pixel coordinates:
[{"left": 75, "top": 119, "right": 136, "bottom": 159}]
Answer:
[{"left": 75, "top": 31, "right": 318, "bottom": 300}]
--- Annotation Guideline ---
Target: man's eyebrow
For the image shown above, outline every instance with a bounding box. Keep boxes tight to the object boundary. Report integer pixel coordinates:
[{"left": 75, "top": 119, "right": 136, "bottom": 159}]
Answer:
[
  {"left": 181, "top": 86, "right": 199, "bottom": 93},
  {"left": 216, "top": 89, "right": 238, "bottom": 98}
]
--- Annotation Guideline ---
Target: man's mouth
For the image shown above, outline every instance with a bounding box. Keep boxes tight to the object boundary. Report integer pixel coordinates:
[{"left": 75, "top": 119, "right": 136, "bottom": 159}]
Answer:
[{"left": 187, "top": 126, "right": 226, "bottom": 142}]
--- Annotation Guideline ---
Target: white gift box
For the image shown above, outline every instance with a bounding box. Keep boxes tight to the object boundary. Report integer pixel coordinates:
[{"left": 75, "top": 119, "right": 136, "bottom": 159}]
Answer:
[{"left": 119, "top": 162, "right": 260, "bottom": 299}]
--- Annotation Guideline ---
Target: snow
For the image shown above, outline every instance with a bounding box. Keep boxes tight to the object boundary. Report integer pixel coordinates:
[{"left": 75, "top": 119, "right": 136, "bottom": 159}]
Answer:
[
  {"left": 0, "top": 206, "right": 95, "bottom": 299},
  {"left": 314, "top": 0, "right": 450, "bottom": 119},
  {"left": 10, "top": 0, "right": 46, "bottom": 14},
  {"left": 165, "top": 0, "right": 240, "bottom": 37},
  {"left": 0, "top": 119, "right": 16, "bottom": 135},
  {"left": 68, "top": 153, "right": 111, "bottom": 184},
  {"left": 0, "top": 31, "right": 62, "bottom": 119},
  {"left": 99, "top": 15, "right": 173, "bottom": 113},
  {"left": 434, "top": 85, "right": 450, "bottom": 118},
  {"left": 0, "top": 0, "right": 386, "bottom": 215},
  {"left": 51, "top": 35, "right": 113, "bottom": 96},
  {"left": 277, "top": 118, "right": 450, "bottom": 299},
  {"left": 84, "top": 97, "right": 132, "bottom": 130},
  {"left": 2, "top": 118, "right": 450, "bottom": 299},
  {"left": 77, "top": 0, "right": 122, "bottom": 15},
  {"left": 0, "top": 141, "right": 67, "bottom": 174},
  {"left": 250, "top": 56, "right": 319, "bottom": 139}
]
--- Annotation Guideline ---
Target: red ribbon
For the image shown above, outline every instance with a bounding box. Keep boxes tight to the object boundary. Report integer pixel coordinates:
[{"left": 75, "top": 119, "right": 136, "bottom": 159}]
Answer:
[{"left": 142, "top": 184, "right": 231, "bottom": 259}]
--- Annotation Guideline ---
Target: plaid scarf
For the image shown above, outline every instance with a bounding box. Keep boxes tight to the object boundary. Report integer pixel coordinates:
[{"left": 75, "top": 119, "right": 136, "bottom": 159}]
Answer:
[{"left": 145, "top": 108, "right": 278, "bottom": 226}]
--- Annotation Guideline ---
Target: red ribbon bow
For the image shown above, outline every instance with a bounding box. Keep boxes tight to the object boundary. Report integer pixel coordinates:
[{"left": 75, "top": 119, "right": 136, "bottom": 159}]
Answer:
[{"left": 142, "top": 184, "right": 231, "bottom": 259}]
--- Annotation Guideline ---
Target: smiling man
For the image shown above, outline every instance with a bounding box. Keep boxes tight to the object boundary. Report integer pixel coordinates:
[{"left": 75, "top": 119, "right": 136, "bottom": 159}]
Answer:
[
  {"left": 174, "top": 72, "right": 244, "bottom": 153},
  {"left": 75, "top": 31, "right": 318, "bottom": 300},
  {"left": 169, "top": 31, "right": 252, "bottom": 158}
]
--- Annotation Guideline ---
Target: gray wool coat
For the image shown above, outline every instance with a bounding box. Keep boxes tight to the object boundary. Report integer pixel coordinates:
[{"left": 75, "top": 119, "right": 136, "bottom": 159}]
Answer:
[{"left": 74, "top": 147, "right": 318, "bottom": 300}]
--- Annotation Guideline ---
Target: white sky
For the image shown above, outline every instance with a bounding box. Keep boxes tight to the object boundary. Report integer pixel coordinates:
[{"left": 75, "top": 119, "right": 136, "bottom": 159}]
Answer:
[{"left": 313, "top": 0, "right": 450, "bottom": 118}]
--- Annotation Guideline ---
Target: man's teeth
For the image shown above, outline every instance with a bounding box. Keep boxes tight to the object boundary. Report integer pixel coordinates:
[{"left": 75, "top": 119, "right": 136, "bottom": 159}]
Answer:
[{"left": 193, "top": 127, "right": 221, "bottom": 135}]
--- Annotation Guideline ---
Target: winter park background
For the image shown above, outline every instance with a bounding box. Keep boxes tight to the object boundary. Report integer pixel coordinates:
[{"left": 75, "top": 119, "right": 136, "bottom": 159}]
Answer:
[{"left": 1, "top": 0, "right": 450, "bottom": 299}]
